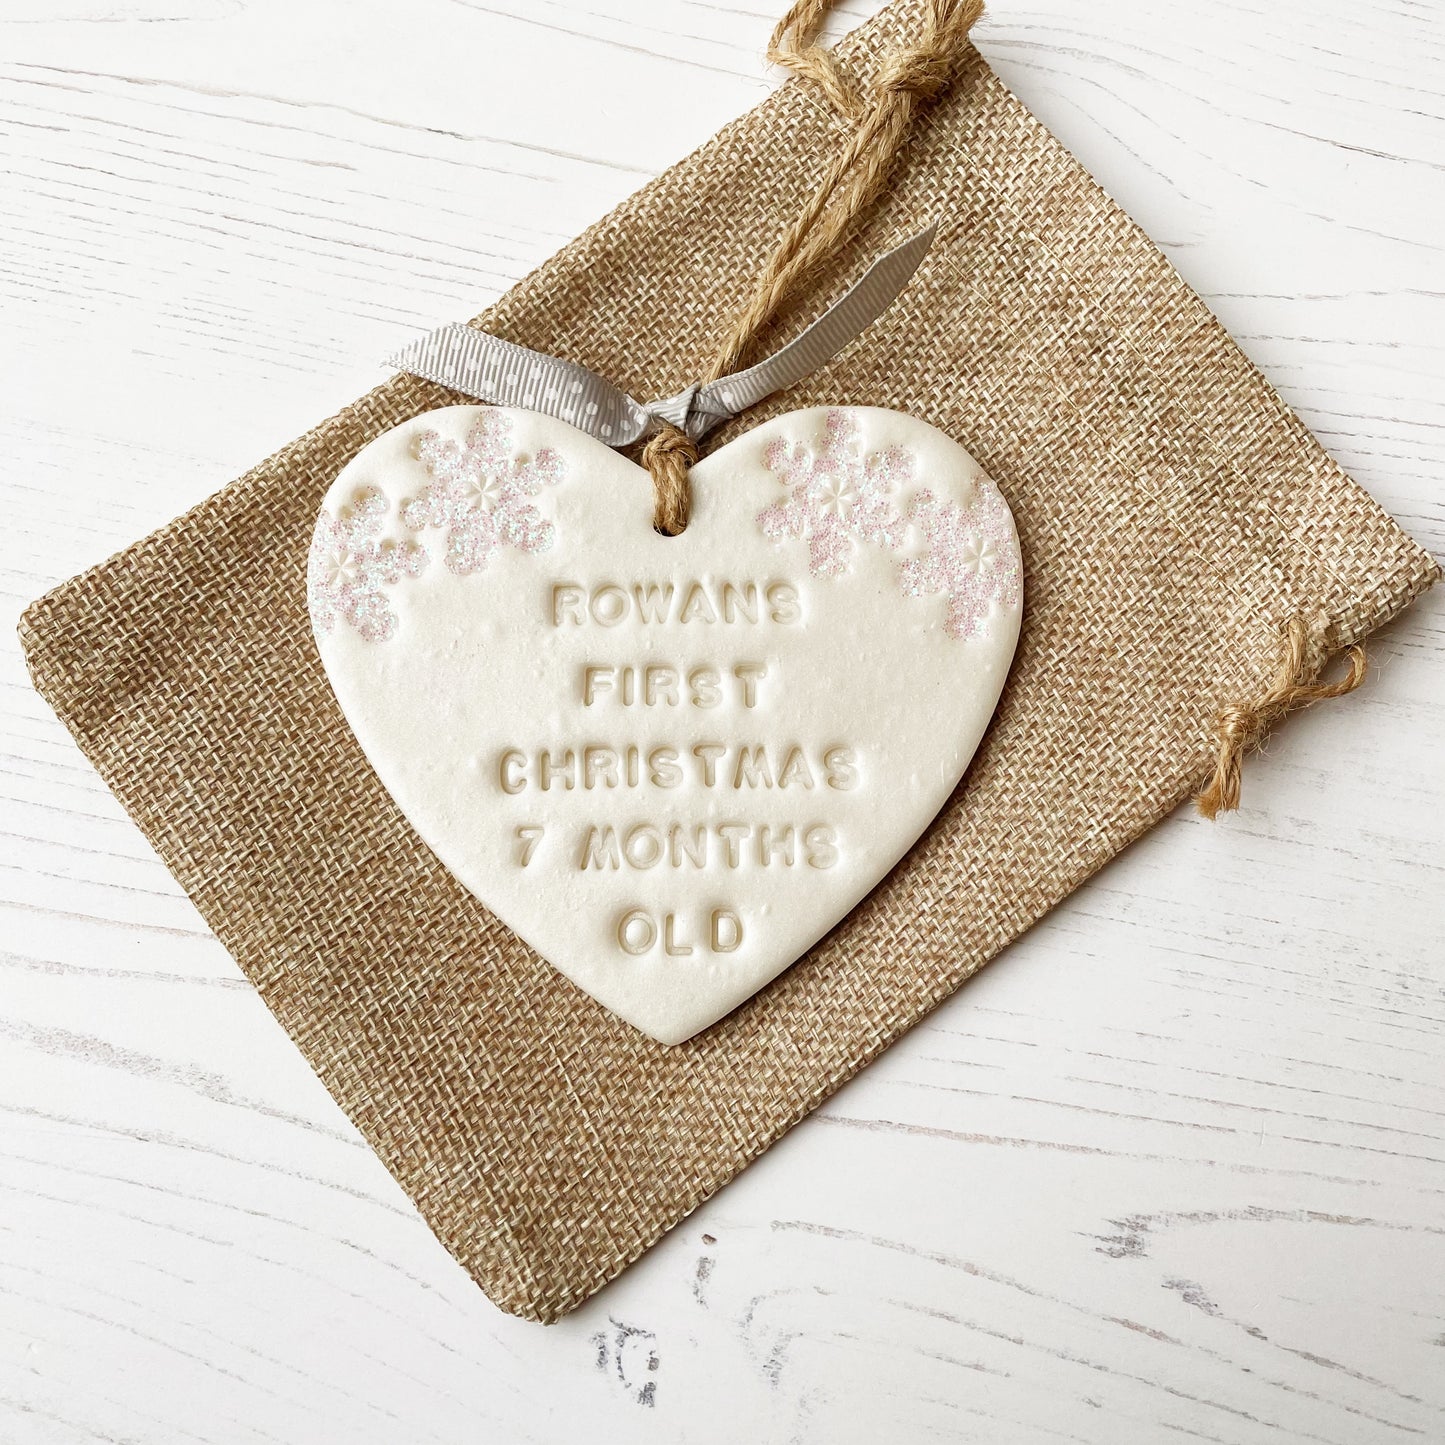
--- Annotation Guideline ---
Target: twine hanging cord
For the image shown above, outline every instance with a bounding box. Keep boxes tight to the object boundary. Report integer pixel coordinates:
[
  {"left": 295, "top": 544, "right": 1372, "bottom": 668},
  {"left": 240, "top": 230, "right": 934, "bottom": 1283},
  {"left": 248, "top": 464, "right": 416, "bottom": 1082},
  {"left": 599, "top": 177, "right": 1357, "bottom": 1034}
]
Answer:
[
  {"left": 652, "top": 4, "right": 1362, "bottom": 818},
  {"left": 1195, "top": 618, "right": 1367, "bottom": 819},
  {"left": 644, "top": 0, "right": 985, "bottom": 534}
]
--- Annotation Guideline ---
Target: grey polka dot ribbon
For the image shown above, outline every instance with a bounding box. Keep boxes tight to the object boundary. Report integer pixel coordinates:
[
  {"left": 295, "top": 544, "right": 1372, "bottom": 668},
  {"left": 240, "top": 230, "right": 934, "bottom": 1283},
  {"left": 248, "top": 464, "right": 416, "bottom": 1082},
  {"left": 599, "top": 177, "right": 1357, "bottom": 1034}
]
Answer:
[{"left": 387, "top": 225, "right": 936, "bottom": 447}]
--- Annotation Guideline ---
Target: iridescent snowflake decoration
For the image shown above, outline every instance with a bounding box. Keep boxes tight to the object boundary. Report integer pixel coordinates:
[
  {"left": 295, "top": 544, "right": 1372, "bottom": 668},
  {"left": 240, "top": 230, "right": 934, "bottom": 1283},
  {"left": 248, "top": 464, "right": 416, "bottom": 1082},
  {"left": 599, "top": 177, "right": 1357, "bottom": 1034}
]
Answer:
[
  {"left": 757, "top": 410, "right": 909, "bottom": 577},
  {"left": 307, "top": 486, "right": 428, "bottom": 643},
  {"left": 900, "top": 485, "right": 1021, "bottom": 641},
  {"left": 402, "top": 410, "right": 564, "bottom": 574}
]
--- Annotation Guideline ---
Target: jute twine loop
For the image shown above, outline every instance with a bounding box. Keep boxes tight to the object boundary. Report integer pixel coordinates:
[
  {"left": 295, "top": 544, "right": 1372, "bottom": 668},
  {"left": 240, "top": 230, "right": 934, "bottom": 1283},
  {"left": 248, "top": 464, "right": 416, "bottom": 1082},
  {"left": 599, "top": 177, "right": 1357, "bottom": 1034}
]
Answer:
[
  {"left": 645, "top": 0, "right": 984, "bottom": 532},
  {"left": 766, "top": 0, "right": 864, "bottom": 120},
  {"left": 642, "top": 423, "right": 701, "bottom": 536},
  {"left": 1195, "top": 617, "right": 1367, "bottom": 820}
]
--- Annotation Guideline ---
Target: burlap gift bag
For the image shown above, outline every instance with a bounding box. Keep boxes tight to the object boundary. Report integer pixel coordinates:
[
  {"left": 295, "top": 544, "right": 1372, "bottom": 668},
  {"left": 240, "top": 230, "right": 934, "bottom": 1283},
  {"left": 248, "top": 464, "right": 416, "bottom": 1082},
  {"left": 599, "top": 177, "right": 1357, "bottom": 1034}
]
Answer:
[{"left": 20, "top": 0, "right": 1438, "bottom": 1322}]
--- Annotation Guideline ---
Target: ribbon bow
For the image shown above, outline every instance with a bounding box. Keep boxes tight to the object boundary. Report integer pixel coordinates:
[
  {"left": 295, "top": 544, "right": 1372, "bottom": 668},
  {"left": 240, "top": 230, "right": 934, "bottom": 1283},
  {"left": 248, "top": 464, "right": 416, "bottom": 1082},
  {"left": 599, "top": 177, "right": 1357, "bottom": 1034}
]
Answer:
[{"left": 387, "top": 225, "right": 936, "bottom": 447}]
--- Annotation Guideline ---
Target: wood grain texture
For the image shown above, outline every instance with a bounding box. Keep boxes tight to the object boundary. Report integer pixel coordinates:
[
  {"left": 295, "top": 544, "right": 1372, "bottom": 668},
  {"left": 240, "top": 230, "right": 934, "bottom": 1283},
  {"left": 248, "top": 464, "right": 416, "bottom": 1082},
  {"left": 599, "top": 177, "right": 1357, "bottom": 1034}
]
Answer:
[{"left": 2, "top": 1, "right": 1442, "bottom": 1440}]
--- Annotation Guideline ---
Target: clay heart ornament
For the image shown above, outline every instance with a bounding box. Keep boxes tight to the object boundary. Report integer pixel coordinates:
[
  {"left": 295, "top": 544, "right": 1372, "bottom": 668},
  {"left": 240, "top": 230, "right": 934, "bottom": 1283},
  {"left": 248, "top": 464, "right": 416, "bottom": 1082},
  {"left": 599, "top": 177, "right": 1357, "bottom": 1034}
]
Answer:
[{"left": 307, "top": 404, "right": 1022, "bottom": 1044}]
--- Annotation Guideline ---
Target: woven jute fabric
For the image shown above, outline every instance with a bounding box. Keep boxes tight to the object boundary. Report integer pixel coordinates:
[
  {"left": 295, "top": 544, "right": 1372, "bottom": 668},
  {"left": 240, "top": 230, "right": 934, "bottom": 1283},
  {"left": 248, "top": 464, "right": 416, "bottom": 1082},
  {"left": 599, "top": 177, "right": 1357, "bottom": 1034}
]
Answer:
[{"left": 20, "top": 0, "right": 1438, "bottom": 1323}]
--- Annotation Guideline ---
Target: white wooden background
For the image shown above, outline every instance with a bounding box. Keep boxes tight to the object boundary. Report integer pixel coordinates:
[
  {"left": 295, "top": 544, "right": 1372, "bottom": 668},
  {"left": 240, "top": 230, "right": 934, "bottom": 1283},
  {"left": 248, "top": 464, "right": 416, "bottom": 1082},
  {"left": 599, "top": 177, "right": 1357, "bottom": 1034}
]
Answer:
[{"left": 3, "top": 0, "right": 1442, "bottom": 1440}]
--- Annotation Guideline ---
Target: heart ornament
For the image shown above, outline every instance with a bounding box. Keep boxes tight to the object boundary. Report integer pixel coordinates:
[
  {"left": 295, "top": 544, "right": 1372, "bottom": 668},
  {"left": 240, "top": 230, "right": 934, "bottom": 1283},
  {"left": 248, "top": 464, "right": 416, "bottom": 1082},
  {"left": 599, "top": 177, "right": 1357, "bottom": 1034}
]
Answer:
[{"left": 308, "top": 404, "right": 1022, "bottom": 1043}]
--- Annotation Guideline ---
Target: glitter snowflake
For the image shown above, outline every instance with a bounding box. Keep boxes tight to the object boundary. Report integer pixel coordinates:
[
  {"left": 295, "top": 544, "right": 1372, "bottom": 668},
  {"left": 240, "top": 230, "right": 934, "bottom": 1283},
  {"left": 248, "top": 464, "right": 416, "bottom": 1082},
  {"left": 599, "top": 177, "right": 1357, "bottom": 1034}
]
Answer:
[
  {"left": 899, "top": 484, "right": 1021, "bottom": 641},
  {"left": 402, "top": 410, "right": 564, "bottom": 573},
  {"left": 757, "top": 410, "right": 909, "bottom": 578},
  {"left": 307, "top": 486, "right": 428, "bottom": 643}
]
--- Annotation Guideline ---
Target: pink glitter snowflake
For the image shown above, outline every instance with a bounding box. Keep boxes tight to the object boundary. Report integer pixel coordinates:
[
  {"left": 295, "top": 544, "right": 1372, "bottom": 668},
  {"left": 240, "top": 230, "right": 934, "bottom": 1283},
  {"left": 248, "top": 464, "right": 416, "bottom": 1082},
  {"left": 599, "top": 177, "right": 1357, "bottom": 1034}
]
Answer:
[
  {"left": 900, "top": 485, "right": 1021, "bottom": 641},
  {"left": 402, "top": 410, "right": 564, "bottom": 573},
  {"left": 308, "top": 486, "right": 428, "bottom": 643},
  {"left": 757, "top": 410, "right": 909, "bottom": 577}
]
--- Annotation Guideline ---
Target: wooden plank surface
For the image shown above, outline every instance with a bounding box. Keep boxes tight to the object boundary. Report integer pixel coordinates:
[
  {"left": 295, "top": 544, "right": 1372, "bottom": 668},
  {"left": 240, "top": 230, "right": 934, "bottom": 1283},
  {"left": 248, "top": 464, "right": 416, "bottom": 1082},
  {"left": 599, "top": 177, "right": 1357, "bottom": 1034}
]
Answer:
[{"left": 2, "top": 1, "right": 1442, "bottom": 1440}]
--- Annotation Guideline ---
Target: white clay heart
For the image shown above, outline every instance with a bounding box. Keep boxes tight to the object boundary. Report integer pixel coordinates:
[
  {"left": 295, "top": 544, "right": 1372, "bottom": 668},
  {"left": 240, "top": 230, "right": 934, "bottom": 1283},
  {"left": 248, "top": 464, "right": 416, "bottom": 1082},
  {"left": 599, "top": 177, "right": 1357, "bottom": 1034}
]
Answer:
[{"left": 308, "top": 405, "right": 1022, "bottom": 1044}]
